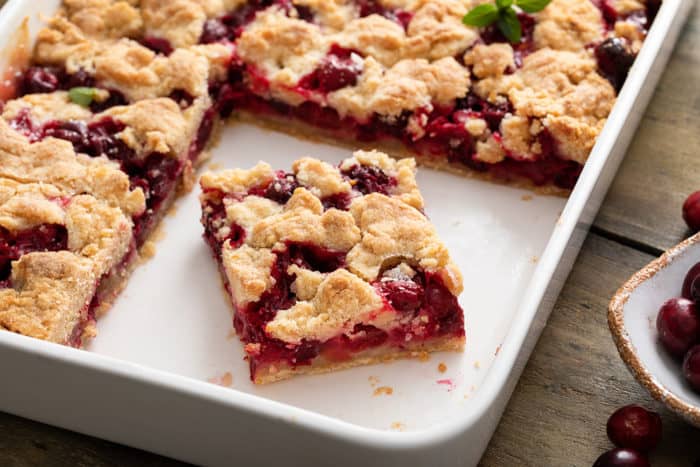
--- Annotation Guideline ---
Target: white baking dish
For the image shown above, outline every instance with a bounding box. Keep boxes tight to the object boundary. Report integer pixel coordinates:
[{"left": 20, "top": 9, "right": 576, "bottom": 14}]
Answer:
[{"left": 0, "top": 1, "right": 693, "bottom": 465}]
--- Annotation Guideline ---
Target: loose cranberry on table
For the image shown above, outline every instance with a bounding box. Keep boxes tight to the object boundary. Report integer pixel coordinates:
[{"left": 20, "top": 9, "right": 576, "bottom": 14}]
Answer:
[
  {"left": 655, "top": 298, "right": 700, "bottom": 358},
  {"left": 683, "top": 345, "right": 700, "bottom": 392},
  {"left": 593, "top": 448, "right": 651, "bottom": 467},
  {"left": 606, "top": 405, "right": 662, "bottom": 453},
  {"left": 683, "top": 191, "right": 700, "bottom": 232}
]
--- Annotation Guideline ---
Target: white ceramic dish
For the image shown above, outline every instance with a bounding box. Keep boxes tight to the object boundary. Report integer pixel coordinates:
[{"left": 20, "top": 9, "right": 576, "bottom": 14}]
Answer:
[
  {"left": 0, "top": 1, "right": 693, "bottom": 465},
  {"left": 610, "top": 233, "right": 700, "bottom": 427}
]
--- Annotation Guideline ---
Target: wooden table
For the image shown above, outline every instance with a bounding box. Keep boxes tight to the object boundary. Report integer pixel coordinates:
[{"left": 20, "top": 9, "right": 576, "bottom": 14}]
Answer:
[{"left": 1, "top": 4, "right": 699, "bottom": 466}]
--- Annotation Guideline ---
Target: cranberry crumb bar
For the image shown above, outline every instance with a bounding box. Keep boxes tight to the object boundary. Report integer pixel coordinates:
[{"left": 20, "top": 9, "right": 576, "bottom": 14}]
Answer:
[
  {"left": 0, "top": 119, "right": 145, "bottom": 345},
  {"left": 0, "top": 0, "right": 657, "bottom": 346},
  {"left": 200, "top": 151, "right": 464, "bottom": 383}
]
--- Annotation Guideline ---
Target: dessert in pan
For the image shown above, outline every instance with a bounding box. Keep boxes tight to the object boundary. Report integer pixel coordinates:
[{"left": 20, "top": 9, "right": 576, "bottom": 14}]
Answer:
[
  {"left": 0, "top": 0, "right": 657, "bottom": 380},
  {"left": 200, "top": 151, "right": 464, "bottom": 383}
]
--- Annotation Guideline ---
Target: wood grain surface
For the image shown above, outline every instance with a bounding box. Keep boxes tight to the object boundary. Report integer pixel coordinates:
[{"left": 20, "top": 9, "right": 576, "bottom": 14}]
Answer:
[{"left": 1, "top": 2, "right": 699, "bottom": 466}]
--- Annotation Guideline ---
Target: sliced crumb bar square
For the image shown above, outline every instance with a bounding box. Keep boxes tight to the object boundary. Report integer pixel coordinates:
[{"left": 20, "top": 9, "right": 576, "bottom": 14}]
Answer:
[{"left": 200, "top": 150, "right": 465, "bottom": 383}]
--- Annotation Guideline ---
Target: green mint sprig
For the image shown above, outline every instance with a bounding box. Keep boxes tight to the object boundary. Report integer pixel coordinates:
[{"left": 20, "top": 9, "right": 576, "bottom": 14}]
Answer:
[
  {"left": 463, "top": 0, "right": 551, "bottom": 43},
  {"left": 68, "top": 87, "right": 98, "bottom": 107}
]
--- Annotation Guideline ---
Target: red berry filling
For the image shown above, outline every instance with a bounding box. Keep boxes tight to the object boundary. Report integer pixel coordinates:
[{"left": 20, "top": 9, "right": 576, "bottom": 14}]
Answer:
[
  {"left": 480, "top": 12, "right": 537, "bottom": 66},
  {"left": 13, "top": 66, "right": 127, "bottom": 112},
  {"left": 226, "top": 240, "right": 463, "bottom": 379},
  {"left": 202, "top": 175, "right": 463, "bottom": 380},
  {"left": 199, "top": 0, "right": 276, "bottom": 44},
  {"left": 341, "top": 163, "right": 397, "bottom": 196},
  {"left": 356, "top": 0, "right": 414, "bottom": 30},
  {"left": 139, "top": 36, "right": 174, "bottom": 56},
  {"left": 595, "top": 37, "right": 636, "bottom": 92},
  {"left": 8, "top": 113, "right": 197, "bottom": 246},
  {"left": 297, "top": 45, "right": 364, "bottom": 94},
  {"left": 0, "top": 224, "right": 69, "bottom": 286}
]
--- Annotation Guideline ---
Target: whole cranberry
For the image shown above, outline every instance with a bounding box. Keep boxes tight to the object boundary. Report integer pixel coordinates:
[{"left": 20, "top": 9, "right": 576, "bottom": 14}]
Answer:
[
  {"left": 656, "top": 298, "right": 700, "bottom": 358},
  {"left": 683, "top": 345, "right": 700, "bottom": 392},
  {"left": 594, "top": 37, "right": 635, "bottom": 92},
  {"left": 683, "top": 191, "right": 700, "bottom": 232},
  {"left": 20, "top": 67, "right": 59, "bottom": 95},
  {"left": 592, "top": 448, "right": 650, "bottom": 467},
  {"left": 606, "top": 405, "right": 662, "bottom": 452},
  {"left": 380, "top": 280, "right": 423, "bottom": 312},
  {"left": 682, "top": 262, "right": 700, "bottom": 300},
  {"left": 200, "top": 19, "right": 229, "bottom": 44}
]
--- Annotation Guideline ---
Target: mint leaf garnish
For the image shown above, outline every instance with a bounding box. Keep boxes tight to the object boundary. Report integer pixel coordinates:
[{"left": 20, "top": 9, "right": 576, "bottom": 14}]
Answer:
[
  {"left": 68, "top": 87, "right": 97, "bottom": 107},
  {"left": 497, "top": 7, "right": 522, "bottom": 43},
  {"left": 462, "top": 0, "right": 551, "bottom": 44},
  {"left": 516, "top": 0, "right": 552, "bottom": 13},
  {"left": 462, "top": 3, "right": 499, "bottom": 27}
]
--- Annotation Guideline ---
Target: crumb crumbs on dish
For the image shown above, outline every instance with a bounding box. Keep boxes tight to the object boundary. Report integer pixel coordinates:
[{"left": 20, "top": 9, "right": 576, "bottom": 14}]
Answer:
[
  {"left": 373, "top": 386, "right": 394, "bottom": 396},
  {"left": 495, "top": 344, "right": 502, "bottom": 356},
  {"left": 417, "top": 351, "right": 431, "bottom": 362},
  {"left": 531, "top": 256, "right": 539, "bottom": 264},
  {"left": 521, "top": 194, "right": 534, "bottom": 201},
  {"left": 207, "top": 371, "right": 233, "bottom": 387},
  {"left": 138, "top": 224, "right": 168, "bottom": 262},
  {"left": 390, "top": 422, "right": 406, "bottom": 431},
  {"left": 368, "top": 376, "right": 380, "bottom": 388},
  {"left": 438, "top": 362, "right": 447, "bottom": 373},
  {"left": 474, "top": 361, "right": 481, "bottom": 369}
]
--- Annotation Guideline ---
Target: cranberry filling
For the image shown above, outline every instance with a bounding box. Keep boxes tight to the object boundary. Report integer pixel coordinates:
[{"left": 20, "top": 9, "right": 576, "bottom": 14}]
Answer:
[
  {"left": 481, "top": 12, "right": 536, "bottom": 65},
  {"left": 14, "top": 66, "right": 127, "bottom": 112},
  {"left": 297, "top": 44, "right": 363, "bottom": 94},
  {"left": 0, "top": 224, "right": 69, "bottom": 286},
  {"left": 356, "top": 0, "right": 414, "bottom": 30},
  {"left": 9, "top": 114, "right": 189, "bottom": 245},
  {"left": 18, "top": 67, "right": 60, "bottom": 95},
  {"left": 139, "top": 36, "right": 174, "bottom": 56},
  {"left": 320, "top": 192, "right": 353, "bottom": 211},
  {"left": 259, "top": 171, "right": 300, "bottom": 204},
  {"left": 595, "top": 37, "right": 636, "bottom": 92},
  {"left": 341, "top": 164, "right": 397, "bottom": 196},
  {"left": 213, "top": 75, "right": 583, "bottom": 189},
  {"left": 199, "top": 0, "right": 275, "bottom": 44},
  {"left": 240, "top": 263, "right": 464, "bottom": 379}
]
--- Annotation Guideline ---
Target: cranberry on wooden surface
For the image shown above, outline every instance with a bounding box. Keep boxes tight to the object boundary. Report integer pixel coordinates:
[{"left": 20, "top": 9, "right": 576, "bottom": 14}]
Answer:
[
  {"left": 606, "top": 405, "right": 662, "bottom": 453},
  {"left": 656, "top": 298, "right": 700, "bottom": 358},
  {"left": 683, "top": 191, "right": 700, "bottom": 232},
  {"left": 592, "top": 448, "right": 650, "bottom": 467},
  {"left": 683, "top": 345, "right": 700, "bottom": 392}
]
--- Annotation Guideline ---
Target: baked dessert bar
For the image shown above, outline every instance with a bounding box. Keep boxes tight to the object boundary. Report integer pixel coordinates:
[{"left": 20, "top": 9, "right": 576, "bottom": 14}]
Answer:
[
  {"left": 0, "top": 0, "right": 658, "bottom": 346},
  {"left": 198, "top": 0, "right": 659, "bottom": 192},
  {"left": 0, "top": 119, "right": 145, "bottom": 345},
  {"left": 200, "top": 151, "right": 465, "bottom": 383},
  {"left": 6, "top": 0, "right": 659, "bottom": 196}
]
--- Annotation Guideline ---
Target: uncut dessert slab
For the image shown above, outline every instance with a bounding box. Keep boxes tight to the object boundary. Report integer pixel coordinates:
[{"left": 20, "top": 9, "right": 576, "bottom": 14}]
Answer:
[{"left": 88, "top": 123, "right": 566, "bottom": 430}]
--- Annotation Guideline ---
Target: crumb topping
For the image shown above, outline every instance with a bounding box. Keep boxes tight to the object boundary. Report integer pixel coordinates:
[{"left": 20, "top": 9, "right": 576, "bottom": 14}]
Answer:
[
  {"left": 533, "top": 0, "right": 604, "bottom": 51},
  {"left": 201, "top": 151, "right": 463, "bottom": 345}
]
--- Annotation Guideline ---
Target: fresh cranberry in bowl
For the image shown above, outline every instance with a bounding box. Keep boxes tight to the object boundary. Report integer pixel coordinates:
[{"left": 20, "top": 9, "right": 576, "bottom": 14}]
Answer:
[
  {"left": 683, "top": 191, "right": 700, "bottom": 232},
  {"left": 681, "top": 262, "right": 700, "bottom": 300},
  {"left": 606, "top": 405, "right": 662, "bottom": 453},
  {"left": 592, "top": 448, "right": 650, "bottom": 467},
  {"left": 684, "top": 345, "right": 700, "bottom": 392},
  {"left": 656, "top": 297, "right": 700, "bottom": 358}
]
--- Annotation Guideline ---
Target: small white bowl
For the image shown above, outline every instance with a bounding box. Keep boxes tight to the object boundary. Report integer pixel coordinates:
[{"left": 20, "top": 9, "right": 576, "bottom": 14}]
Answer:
[{"left": 609, "top": 233, "right": 700, "bottom": 427}]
